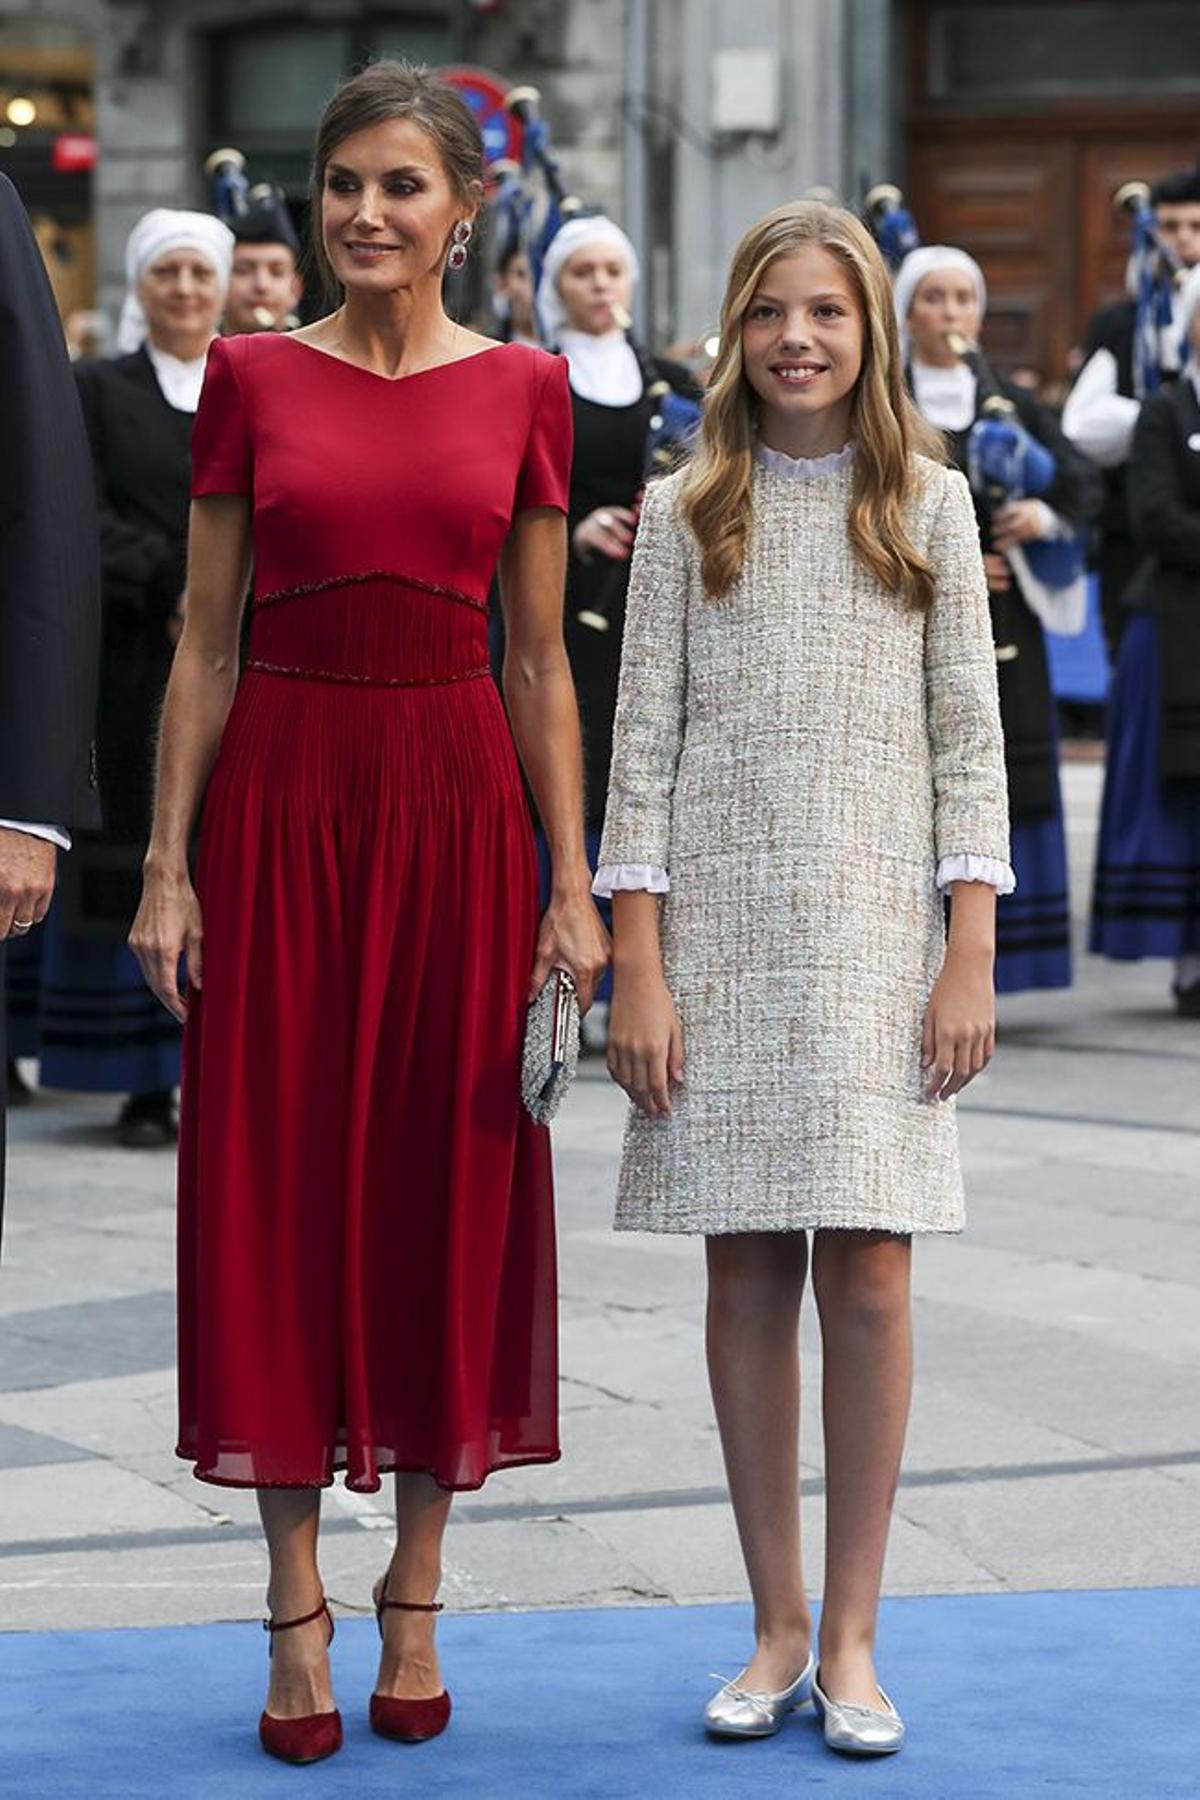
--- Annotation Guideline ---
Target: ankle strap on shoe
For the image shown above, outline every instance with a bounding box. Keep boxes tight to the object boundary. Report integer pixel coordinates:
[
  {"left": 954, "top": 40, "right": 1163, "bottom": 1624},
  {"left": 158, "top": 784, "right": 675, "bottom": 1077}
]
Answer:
[
  {"left": 379, "top": 1598, "right": 444, "bottom": 1613},
  {"left": 263, "top": 1598, "right": 334, "bottom": 1638}
]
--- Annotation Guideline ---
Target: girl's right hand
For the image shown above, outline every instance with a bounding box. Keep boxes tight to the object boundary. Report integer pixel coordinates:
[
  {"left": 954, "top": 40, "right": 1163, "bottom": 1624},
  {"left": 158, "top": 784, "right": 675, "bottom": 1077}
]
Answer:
[
  {"left": 607, "top": 972, "right": 685, "bottom": 1118},
  {"left": 572, "top": 505, "right": 638, "bottom": 563},
  {"left": 129, "top": 862, "right": 203, "bottom": 1023}
]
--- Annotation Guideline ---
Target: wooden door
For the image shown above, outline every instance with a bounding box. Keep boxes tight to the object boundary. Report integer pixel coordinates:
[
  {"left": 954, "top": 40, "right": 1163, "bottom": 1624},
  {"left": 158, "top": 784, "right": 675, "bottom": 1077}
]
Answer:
[{"left": 908, "top": 137, "right": 1075, "bottom": 377}]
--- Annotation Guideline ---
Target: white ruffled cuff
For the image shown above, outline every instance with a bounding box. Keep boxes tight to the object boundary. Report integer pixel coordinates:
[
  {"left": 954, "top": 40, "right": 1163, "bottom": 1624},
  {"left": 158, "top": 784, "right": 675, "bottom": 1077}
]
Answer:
[
  {"left": 592, "top": 863, "right": 670, "bottom": 898},
  {"left": 937, "top": 854, "right": 1016, "bottom": 895}
]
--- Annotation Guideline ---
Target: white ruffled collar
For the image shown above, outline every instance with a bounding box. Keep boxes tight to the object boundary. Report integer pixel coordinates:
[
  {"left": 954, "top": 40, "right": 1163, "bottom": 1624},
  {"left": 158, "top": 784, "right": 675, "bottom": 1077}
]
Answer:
[{"left": 753, "top": 439, "right": 855, "bottom": 481}]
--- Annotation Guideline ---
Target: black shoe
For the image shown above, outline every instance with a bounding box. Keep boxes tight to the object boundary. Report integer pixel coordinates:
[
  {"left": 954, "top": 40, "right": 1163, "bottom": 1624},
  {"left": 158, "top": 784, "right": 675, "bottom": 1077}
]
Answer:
[
  {"left": 1172, "top": 980, "right": 1200, "bottom": 1020},
  {"left": 115, "top": 1091, "right": 178, "bottom": 1148},
  {"left": 5, "top": 1059, "right": 34, "bottom": 1108}
]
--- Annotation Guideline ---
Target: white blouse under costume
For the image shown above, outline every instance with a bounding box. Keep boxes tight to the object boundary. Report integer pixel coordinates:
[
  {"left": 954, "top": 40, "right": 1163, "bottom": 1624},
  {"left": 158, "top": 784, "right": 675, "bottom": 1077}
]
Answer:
[{"left": 597, "top": 448, "right": 1011, "bottom": 1236}]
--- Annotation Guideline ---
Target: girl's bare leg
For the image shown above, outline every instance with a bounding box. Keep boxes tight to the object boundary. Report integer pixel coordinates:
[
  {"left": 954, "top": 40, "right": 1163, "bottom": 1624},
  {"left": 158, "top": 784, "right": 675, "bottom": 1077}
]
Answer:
[
  {"left": 705, "top": 1230, "right": 813, "bottom": 1691},
  {"left": 258, "top": 1489, "right": 334, "bottom": 1718},
  {"left": 374, "top": 1471, "right": 454, "bottom": 1699},
  {"left": 812, "top": 1229, "right": 913, "bottom": 1708}
]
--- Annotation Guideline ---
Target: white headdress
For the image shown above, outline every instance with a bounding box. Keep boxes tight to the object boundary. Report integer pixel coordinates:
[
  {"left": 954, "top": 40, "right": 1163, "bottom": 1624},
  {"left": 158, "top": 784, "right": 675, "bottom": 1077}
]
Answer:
[
  {"left": 893, "top": 245, "right": 987, "bottom": 357},
  {"left": 535, "top": 215, "right": 640, "bottom": 345},
  {"left": 117, "top": 209, "right": 235, "bottom": 353}
]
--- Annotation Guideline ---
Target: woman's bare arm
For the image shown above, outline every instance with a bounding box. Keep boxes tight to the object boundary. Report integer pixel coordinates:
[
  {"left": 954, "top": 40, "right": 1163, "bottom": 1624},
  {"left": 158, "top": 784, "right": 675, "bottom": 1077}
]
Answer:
[
  {"left": 130, "top": 494, "right": 251, "bottom": 1019},
  {"left": 498, "top": 507, "right": 609, "bottom": 1007}
]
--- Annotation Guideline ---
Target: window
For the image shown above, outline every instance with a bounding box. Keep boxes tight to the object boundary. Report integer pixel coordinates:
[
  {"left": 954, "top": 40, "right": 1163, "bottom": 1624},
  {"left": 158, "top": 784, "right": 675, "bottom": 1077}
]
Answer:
[{"left": 926, "top": 4, "right": 1200, "bottom": 99}]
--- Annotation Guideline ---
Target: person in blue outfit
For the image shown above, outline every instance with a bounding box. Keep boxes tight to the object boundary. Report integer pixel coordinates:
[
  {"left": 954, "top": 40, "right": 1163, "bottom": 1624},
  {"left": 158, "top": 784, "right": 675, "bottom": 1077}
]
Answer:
[{"left": 1089, "top": 265, "right": 1200, "bottom": 1016}]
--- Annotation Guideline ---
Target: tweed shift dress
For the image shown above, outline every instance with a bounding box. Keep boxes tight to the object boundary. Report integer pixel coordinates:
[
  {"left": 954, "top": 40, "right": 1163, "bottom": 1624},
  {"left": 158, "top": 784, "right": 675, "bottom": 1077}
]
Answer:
[{"left": 598, "top": 447, "right": 1010, "bottom": 1236}]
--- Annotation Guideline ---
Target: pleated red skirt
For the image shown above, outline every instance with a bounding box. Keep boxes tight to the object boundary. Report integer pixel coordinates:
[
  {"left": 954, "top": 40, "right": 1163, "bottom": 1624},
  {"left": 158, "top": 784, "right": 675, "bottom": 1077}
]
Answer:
[{"left": 176, "top": 575, "right": 559, "bottom": 1491}]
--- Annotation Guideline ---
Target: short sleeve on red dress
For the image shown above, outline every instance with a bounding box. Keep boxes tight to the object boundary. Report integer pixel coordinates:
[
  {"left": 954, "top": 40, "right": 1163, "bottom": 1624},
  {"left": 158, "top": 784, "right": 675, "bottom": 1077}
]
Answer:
[
  {"left": 513, "top": 354, "right": 573, "bottom": 515},
  {"left": 191, "top": 337, "right": 252, "bottom": 497}
]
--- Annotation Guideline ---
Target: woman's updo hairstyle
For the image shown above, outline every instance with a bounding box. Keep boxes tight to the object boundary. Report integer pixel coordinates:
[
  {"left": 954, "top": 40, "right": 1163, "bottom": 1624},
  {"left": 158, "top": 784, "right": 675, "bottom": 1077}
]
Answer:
[{"left": 308, "top": 59, "right": 485, "bottom": 295}]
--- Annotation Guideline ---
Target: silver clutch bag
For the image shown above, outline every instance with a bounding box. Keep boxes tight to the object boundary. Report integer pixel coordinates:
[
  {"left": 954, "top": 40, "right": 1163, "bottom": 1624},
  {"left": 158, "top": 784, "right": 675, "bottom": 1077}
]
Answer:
[{"left": 522, "top": 967, "right": 580, "bottom": 1125}]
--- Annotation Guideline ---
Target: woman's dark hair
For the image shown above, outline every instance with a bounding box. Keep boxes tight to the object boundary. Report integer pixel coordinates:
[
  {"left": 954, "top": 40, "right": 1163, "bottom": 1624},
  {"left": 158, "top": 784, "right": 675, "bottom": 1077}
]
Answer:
[{"left": 307, "top": 59, "right": 484, "bottom": 296}]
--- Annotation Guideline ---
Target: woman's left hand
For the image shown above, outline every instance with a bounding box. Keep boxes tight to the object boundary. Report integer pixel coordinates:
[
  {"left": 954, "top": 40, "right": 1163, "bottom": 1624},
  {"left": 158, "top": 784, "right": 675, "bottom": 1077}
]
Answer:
[
  {"left": 528, "top": 889, "right": 611, "bottom": 1014},
  {"left": 921, "top": 947, "right": 996, "bottom": 1102},
  {"left": 990, "top": 499, "right": 1048, "bottom": 552}
]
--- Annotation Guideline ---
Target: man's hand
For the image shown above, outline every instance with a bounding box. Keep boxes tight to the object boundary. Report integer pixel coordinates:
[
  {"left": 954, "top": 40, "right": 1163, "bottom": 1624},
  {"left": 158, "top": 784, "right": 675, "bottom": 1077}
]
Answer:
[{"left": 0, "top": 829, "right": 56, "bottom": 940}]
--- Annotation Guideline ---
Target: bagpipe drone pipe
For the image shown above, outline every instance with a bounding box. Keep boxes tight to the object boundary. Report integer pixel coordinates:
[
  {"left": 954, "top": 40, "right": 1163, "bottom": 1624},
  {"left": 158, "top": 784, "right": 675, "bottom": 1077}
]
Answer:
[
  {"left": 863, "top": 183, "right": 922, "bottom": 272},
  {"left": 1114, "top": 178, "right": 1185, "bottom": 400},
  {"left": 203, "top": 146, "right": 301, "bottom": 330},
  {"left": 486, "top": 86, "right": 701, "bottom": 632}
]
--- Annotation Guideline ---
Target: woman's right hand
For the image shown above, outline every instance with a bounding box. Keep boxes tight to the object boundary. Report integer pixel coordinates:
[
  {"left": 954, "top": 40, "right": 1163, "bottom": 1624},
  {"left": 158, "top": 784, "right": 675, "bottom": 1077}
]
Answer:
[
  {"left": 607, "top": 971, "right": 685, "bottom": 1118},
  {"left": 129, "top": 861, "right": 203, "bottom": 1023},
  {"left": 572, "top": 505, "right": 638, "bottom": 563}
]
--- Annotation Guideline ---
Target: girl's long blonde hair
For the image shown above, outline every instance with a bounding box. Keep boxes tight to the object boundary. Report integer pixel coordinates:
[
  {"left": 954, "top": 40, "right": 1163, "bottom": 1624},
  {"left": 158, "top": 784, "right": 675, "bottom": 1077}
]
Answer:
[{"left": 681, "top": 201, "right": 947, "bottom": 607}]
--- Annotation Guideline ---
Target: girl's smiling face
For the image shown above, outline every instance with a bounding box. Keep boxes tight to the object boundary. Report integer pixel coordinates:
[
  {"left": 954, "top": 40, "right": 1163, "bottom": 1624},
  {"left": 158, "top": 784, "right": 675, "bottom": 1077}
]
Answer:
[{"left": 741, "top": 246, "right": 864, "bottom": 443}]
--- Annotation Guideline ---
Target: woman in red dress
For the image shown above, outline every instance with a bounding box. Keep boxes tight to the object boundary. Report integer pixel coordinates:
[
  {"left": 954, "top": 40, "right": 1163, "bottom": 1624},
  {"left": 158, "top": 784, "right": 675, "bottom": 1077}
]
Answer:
[{"left": 131, "top": 62, "right": 607, "bottom": 1765}]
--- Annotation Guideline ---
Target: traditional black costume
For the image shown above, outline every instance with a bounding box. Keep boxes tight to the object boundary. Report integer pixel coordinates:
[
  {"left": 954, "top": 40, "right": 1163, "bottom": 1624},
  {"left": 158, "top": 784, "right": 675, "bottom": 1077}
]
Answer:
[{"left": 899, "top": 247, "right": 1103, "bottom": 992}]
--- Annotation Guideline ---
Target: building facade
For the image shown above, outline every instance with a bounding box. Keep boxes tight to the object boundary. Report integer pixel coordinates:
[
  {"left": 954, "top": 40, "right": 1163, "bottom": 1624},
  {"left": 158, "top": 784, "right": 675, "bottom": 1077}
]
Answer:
[{"left": 2, "top": 0, "right": 1199, "bottom": 377}]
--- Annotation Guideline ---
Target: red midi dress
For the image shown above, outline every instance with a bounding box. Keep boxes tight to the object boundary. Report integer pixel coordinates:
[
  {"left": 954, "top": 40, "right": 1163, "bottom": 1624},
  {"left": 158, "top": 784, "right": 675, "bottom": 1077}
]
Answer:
[{"left": 176, "top": 333, "right": 572, "bottom": 1492}]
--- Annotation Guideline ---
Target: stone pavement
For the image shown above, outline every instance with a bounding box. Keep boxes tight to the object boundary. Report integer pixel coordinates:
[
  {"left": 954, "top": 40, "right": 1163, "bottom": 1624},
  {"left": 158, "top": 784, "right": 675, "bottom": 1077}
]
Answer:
[{"left": 2, "top": 761, "right": 1197, "bottom": 1635}]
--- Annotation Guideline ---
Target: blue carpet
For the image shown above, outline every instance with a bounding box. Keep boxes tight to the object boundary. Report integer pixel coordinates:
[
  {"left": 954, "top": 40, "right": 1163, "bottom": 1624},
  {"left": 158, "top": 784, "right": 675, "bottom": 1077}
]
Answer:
[{"left": 2, "top": 1588, "right": 1194, "bottom": 1799}]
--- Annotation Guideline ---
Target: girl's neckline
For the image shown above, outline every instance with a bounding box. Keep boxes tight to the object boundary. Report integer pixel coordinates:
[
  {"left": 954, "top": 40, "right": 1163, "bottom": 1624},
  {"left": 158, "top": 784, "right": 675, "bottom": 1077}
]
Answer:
[
  {"left": 278, "top": 334, "right": 515, "bottom": 386},
  {"left": 753, "top": 440, "right": 855, "bottom": 481}
]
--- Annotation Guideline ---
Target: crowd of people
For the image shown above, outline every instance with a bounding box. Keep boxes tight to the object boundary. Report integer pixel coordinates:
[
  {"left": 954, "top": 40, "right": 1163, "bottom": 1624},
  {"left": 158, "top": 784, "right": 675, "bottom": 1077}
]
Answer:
[{"left": 1, "top": 55, "right": 1198, "bottom": 1772}]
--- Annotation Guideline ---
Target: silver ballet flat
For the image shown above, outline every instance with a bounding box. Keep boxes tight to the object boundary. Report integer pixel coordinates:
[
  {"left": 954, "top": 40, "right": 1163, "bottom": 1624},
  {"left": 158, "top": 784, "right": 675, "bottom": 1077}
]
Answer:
[
  {"left": 704, "top": 1652, "right": 815, "bottom": 1738},
  {"left": 812, "top": 1671, "right": 905, "bottom": 1755}
]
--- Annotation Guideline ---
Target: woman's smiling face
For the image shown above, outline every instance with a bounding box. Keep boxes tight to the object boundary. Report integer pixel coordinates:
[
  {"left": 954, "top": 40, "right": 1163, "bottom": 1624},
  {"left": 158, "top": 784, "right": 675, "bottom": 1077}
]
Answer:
[{"left": 321, "top": 116, "right": 469, "bottom": 293}]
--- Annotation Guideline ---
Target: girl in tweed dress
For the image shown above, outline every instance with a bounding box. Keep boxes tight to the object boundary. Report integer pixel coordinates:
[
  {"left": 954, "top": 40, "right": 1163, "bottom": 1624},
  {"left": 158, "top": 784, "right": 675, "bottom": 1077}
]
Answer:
[{"left": 595, "top": 204, "right": 1011, "bottom": 1757}]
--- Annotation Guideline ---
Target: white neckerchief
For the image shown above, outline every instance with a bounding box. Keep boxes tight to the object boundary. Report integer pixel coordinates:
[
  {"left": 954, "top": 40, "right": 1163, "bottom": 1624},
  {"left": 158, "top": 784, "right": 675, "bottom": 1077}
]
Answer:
[
  {"left": 145, "top": 339, "right": 213, "bottom": 414},
  {"left": 912, "top": 359, "right": 977, "bottom": 432},
  {"left": 557, "top": 328, "right": 643, "bottom": 407}
]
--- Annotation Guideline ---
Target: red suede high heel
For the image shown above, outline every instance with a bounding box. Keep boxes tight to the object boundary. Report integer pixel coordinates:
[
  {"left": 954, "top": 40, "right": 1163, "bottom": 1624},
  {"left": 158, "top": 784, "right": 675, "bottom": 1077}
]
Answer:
[
  {"left": 370, "top": 1579, "right": 452, "bottom": 1743},
  {"left": 258, "top": 1597, "right": 343, "bottom": 1765}
]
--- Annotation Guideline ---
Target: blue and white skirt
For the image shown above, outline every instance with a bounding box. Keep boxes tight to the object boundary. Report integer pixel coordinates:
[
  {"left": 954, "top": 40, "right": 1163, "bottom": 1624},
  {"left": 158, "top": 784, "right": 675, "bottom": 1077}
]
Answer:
[
  {"left": 1090, "top": 610, "right": 1200, "bottom": 960},
  {"left": 9, "top": 902, "right": 181, "bottom": 1095}
]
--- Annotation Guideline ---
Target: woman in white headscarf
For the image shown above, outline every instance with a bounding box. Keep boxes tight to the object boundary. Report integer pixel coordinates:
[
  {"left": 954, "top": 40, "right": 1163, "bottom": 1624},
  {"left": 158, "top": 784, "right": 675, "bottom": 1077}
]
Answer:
[
  {"left": 535, "top": 216, "right": 700, "bottom": 1048},
  {"left": 28, "top": 210, "right": 233, "bottom": 1145},
  {"left": 896, "top": 244, "right": 1102, "bottom": 997}
]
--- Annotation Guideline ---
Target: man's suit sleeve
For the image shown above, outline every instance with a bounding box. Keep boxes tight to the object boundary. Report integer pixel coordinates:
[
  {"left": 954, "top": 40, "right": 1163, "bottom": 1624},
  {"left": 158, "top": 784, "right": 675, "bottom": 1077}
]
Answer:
[{"left": 0, "top": 173, "right": 101, "bottom": 828}]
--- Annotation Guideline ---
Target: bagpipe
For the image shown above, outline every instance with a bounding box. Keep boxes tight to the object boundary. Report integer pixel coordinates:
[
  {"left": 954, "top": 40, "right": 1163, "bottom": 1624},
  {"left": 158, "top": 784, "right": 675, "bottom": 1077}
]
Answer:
[
  {"left": 1113, "top": 179, "right": 1184, "bottom": 399},
  {"left": 967, "top": 395, "right": 1087, "bottom": 634}
]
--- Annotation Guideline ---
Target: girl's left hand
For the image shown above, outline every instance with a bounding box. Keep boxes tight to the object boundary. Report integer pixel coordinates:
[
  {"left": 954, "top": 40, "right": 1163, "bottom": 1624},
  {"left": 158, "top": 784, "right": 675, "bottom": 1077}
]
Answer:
[
  {"left": 921, "top": 949, "right": 996, "bottom": 1102},
  {"left": 990, "top": 499, "right": 1047, "bottom": 551},
  {"left": 528, "top": 891, "right": 611, "bottom": 1014}
]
